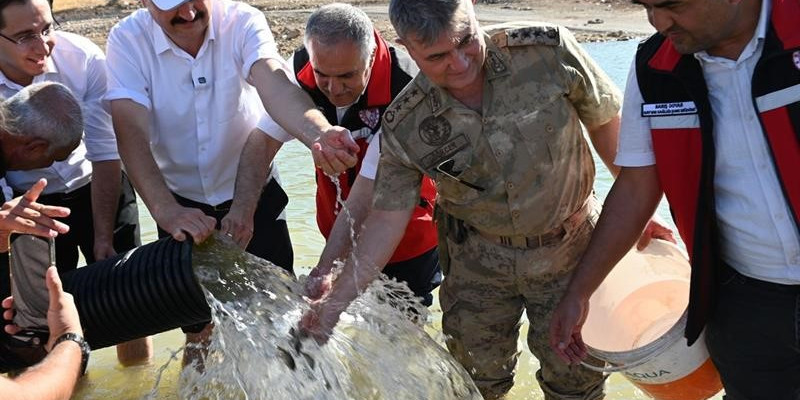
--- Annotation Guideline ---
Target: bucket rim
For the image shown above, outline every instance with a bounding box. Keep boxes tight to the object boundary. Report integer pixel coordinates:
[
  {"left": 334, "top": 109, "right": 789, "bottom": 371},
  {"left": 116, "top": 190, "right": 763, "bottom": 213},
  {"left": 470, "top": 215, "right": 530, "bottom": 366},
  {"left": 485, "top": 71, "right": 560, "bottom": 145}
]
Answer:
[{"left": 585, "top": 309, "right": 687, "bottom": 370}]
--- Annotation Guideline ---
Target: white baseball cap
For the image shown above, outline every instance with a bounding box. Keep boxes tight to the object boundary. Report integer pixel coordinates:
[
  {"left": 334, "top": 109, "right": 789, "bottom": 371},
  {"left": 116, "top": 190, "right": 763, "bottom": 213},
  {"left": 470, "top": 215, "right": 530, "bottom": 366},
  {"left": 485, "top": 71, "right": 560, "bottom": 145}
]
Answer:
[{"left": 150, "top": 0, "right": 191, "bottom": 11}]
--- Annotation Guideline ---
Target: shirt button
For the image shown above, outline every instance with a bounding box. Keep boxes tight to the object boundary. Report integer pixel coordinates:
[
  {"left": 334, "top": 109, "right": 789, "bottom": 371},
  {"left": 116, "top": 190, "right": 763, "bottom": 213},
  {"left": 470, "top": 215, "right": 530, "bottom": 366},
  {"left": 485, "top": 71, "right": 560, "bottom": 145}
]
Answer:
[
  {"left": 506, "top": 182, "right": 515, "bottom": 190},
  {"left": 511, "top": 210, "right": 520, "bottom": 218},
  {"left": 495, "top": 150, "right": 503, "bottom": 157},
  {"left": 546, "top": 125, "right": 554, "bottom": 133}
]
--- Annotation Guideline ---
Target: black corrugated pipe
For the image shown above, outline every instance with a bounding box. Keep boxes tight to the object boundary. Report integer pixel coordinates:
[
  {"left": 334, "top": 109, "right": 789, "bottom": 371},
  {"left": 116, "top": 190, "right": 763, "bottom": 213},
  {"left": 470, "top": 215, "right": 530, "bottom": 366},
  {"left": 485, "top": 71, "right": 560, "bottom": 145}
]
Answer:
[
  {"left": 0, "top": 235, "right": 212, "bottom": 372},
  {"left": 62, "top": 237, "right": 211, "bottom": 350}
]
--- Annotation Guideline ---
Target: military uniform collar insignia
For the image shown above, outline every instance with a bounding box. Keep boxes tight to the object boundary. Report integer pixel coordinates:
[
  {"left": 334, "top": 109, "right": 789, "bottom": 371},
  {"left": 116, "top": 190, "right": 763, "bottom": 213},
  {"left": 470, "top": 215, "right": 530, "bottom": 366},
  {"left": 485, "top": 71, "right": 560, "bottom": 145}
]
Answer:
[{"left": 484, "top": 43, "right": 510, "bottom": 79}]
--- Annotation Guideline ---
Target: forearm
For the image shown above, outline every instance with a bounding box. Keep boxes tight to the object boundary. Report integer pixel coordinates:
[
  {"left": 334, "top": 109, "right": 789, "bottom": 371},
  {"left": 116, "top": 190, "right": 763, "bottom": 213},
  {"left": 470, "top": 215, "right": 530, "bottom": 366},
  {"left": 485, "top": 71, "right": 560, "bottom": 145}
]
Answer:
[
  {"left": 230, "top": 131, "right": 281, "bottom": 215},
  {"left": 110, "top": 101, "right": 177, "bottom": 222},
  {"left": 587, "top": 114, "right": 621, "bottom": 178},
  {"left": 317, "top": 176, "right": 375, "bottom": 270},
  {"left": 565, "top": 166, "right": 663, "bottom": 299},
  {"left": 90, "top": 160, "right": 122, "bottom": 245},
  {"left": 249, "top": 59, "right": 331, "bottom": 148},
  {"left": 4, "top": 341, "right": 82, "bottom": 400},
  {"left": 325, "top": 208, "right": 413, "bottom": 308}
]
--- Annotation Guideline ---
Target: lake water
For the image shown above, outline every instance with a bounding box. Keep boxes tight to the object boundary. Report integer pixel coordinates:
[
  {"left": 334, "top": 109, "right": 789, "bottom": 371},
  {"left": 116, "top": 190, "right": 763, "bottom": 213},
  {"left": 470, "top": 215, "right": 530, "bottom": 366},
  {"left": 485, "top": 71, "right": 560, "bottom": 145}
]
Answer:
[{"left": 70, "top": 39, "right": 723, "bottom": 399}]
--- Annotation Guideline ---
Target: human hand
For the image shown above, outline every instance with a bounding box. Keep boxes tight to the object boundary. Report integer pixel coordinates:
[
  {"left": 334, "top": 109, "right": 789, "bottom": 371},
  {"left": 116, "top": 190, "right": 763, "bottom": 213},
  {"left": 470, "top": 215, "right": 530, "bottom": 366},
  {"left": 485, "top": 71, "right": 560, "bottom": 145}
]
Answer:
[
  {"left": 636, "top": 215, "right": 677, "bottom": 250},
  {"left": 154, "top": 204, "right": 216, "bottom": 244},
  {"left": 219, "top": 206, "right": 254, "bottom": 249},
  {"left": 298, "top": 298, "right": 346, "bottom": 345},
  {"left": 304, "top": 266, "right": 334, "bottom": 301},
  {"left": 3, "top": 267, "right": 82, "bottom": 351},
  {"left": 0, "top": 179, "right": 70, "bottom": 251},
  {"left": 93, "top": 238, "right": 117, "bottom": 261},
  {"left": 43, "top": 267, "right": 81, "bottom": 351},
  {"left": 548, "top": 292, "right": 590, "bottom": 365},
  {"left": 311, "top": 126, "right": 359, "bottom": 176}
]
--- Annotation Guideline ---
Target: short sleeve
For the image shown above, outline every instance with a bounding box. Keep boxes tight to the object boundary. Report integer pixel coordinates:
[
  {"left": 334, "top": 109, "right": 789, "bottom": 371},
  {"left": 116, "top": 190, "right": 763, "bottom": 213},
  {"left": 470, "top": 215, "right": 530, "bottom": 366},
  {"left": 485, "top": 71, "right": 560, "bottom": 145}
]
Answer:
[
  {"left": 559, "top": 27, "right": 622, "bottom": 128},
  {"left": 104, "top": 23, "right": 152, "bottom": 109},
  {"left": 372, "top": 127, "right": 423, "bottom": 211},
  {"left": 615, "top": 62, "right": 656, "bottom": 167},
  {"left": 240, "top": 9, "right": 289, "bottom": 79},
  {"left": 358, "top": 131, "right": 381, "bottom": 179},
  {"left": 80, "top": 40, "right": 119, "bottom": 162}
]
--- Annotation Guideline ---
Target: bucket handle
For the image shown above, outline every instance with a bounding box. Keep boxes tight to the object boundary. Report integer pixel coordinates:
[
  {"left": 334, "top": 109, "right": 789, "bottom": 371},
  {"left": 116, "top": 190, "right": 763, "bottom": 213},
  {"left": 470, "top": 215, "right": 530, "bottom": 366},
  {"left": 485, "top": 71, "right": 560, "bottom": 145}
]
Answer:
[{"left": 579, "top": 327, "right": 677, "bottom": 373}]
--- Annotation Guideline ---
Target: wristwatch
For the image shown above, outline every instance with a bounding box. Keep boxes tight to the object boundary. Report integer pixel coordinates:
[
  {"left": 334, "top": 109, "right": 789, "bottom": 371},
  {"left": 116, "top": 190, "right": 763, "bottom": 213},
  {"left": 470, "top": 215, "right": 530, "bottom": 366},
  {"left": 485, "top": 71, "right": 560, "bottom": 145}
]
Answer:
[{"left": 54, "top": 332, "right": 90, "bottom": 376}]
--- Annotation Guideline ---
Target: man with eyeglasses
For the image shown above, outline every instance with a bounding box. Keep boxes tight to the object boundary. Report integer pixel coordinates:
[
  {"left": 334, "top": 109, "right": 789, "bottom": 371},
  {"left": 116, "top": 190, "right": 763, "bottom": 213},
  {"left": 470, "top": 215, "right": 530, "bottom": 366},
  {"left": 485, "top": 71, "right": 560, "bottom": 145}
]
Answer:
[
  {"left": 301, "top": 0, "right": 676, "bottom": 398},
  {"left": 0, "top": 0, "right": 146, "bottom": 366},
  {"left": 105, "top": 0, "right": 352, "bottom": 367}
]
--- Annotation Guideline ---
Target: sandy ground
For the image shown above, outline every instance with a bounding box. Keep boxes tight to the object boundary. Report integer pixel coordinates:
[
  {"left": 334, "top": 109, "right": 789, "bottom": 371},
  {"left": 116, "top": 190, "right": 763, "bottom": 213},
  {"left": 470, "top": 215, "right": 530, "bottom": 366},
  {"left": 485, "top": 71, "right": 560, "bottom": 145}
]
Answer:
[{"left": 55, "top": 0, "right": 655, "bottom": 56}]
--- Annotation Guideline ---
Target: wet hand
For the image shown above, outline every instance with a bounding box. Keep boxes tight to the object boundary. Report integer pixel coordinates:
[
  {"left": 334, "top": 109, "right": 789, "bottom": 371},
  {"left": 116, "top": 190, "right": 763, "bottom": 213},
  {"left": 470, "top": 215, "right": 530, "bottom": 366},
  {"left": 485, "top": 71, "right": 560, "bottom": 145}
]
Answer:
[
  {"left": 156, "top": 204, "right": 216, "bottom": 244},
  {"left": 298, "top": 299, "right": 345, "bottom": 345},
  {"left": 311, "top": 126, "right": 359, "bottom": 176},
  {"left": 548, "top": 294, "right": 589, "bottom": 365},
  {"left": 637, "top": 215, "right": 677, "bottom": 251},
  {"left": 220, "top": 207, "right": 254, "bottom": 249},
  {"left": 304, "top": 267, "right": 333, "bottom": 300}
]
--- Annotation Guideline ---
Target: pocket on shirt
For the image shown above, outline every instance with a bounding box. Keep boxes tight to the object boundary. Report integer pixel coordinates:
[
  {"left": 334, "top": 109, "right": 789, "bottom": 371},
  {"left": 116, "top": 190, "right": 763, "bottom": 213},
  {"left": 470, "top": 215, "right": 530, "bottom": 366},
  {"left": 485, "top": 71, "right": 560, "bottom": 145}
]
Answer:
[
  {"left": 514, "top": 98, "right": 568, "bottom": 166},
  {"left": 433, "top": 146, "right": 490, "bottom": 206}
]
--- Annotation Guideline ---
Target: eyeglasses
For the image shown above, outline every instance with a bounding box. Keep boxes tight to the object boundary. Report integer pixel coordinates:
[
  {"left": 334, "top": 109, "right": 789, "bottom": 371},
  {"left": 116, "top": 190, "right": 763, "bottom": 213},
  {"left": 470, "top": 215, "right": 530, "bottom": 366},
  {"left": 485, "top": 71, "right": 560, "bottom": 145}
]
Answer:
[
  {"left": 0, "top": 21, "right": 59, "bottom": 47},
  {"left": 436, "top": 158, "right": 485, "bottom": 192}
]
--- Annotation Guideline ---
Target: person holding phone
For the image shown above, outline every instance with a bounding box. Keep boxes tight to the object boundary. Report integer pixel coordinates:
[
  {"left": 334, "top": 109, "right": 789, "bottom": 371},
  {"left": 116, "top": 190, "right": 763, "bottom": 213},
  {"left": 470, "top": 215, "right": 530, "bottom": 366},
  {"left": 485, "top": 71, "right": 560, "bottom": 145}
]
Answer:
[{"left": 1, "top": 266, "right": 87, "bottom": 400}]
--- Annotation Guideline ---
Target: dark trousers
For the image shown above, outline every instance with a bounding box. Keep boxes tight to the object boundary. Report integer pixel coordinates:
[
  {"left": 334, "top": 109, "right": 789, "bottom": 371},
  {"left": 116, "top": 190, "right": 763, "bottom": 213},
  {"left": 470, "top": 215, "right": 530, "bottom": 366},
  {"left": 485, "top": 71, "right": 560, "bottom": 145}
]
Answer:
[
  {"left": 156, "top": 178, "right": 294, "bottom": 274},
  {"left": 0, "top": 174, "right": 141, "bottom": 299},
  {"left": 705, "top": 265, "right": 800, "bottom": 400},
  {"left": 157, "top": 179, "right": 293, "bottom": 334},
  {"left": 382, "top": 246, "right": 442, "bottom": 306}
]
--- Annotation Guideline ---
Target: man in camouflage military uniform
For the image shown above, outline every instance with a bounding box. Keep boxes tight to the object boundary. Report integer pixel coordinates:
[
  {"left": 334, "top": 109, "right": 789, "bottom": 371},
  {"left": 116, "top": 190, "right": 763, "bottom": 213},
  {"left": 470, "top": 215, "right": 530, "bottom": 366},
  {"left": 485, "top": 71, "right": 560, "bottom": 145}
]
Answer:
[{"left": 301, "top": 0, "right": 673, "bottom": 398}]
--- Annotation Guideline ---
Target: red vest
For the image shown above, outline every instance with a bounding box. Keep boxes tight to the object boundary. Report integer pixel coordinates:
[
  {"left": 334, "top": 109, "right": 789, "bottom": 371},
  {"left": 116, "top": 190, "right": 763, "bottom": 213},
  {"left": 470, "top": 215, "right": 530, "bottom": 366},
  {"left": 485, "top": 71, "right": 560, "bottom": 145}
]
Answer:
[
  {"left": 294, "top": 32, "right": 438, "bottom": 262},
  {"left": 635, "top": 0, "right": 800, "bottom": 344}
]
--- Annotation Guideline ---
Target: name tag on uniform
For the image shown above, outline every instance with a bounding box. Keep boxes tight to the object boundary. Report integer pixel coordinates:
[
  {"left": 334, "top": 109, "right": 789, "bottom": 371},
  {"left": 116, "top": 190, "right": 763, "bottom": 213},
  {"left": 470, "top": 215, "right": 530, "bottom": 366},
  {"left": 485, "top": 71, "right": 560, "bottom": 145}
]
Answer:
[{"left": 641, "top": 101, "right": 697, "bottom": 117}]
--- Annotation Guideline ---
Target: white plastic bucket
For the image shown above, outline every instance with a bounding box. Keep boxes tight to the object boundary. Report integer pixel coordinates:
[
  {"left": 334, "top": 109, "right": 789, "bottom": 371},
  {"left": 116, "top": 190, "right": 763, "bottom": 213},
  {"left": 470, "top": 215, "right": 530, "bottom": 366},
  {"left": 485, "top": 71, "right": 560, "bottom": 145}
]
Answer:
[{"left": 581, "top": 239, "right": 722, "bottom": 400}]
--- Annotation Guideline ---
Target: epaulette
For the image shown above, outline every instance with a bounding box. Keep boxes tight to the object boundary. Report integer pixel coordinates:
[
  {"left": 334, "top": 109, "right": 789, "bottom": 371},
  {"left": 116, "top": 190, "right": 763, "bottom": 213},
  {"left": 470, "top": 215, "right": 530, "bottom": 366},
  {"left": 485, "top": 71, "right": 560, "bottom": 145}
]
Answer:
[
  {"left": 487, "top": 22, "right": 561, "bottom": 48},
  {"left": 382, "top": 80, "right": 426, "bottom": 130}
]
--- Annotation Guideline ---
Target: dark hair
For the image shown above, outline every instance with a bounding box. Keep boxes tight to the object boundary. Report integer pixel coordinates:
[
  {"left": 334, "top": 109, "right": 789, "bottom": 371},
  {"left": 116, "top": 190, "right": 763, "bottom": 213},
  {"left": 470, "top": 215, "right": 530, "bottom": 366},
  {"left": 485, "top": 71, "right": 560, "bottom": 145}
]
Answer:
[{"left": 0, "top": 0, "right": 32, "bottom": 29}]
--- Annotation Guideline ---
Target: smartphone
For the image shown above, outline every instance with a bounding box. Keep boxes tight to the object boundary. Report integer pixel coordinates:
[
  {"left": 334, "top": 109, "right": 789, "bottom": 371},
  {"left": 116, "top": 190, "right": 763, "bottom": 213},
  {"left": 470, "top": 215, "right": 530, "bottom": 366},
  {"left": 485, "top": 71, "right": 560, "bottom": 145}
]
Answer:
[{"left": 8, "top": 234, "right": 52, "bottom": 339}]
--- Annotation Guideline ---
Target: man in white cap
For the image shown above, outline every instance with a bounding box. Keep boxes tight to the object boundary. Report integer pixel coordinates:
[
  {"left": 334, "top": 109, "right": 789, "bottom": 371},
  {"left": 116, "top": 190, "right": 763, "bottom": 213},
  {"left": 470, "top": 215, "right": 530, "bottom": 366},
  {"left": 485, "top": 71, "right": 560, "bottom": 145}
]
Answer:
[{"left": 105, "top": 0, "right": 355, "bottom": 365}]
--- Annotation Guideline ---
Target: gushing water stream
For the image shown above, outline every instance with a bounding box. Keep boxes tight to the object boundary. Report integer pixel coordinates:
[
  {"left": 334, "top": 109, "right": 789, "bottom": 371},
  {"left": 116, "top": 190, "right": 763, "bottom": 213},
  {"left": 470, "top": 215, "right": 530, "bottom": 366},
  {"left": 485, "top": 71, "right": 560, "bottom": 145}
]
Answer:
[{"left": 144, "top": 236, "right": 480, "bottom": 399}]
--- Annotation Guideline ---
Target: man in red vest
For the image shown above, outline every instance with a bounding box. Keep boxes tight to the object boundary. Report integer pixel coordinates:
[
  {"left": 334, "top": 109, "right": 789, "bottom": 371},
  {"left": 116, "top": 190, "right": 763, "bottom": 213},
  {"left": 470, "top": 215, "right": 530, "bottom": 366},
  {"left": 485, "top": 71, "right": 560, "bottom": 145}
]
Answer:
[
  {"left": 230, "top": 3, "right": 441, "bottom": 306},
  {"left": 550, "top": 0, "right": 800, "bottom": 397}
]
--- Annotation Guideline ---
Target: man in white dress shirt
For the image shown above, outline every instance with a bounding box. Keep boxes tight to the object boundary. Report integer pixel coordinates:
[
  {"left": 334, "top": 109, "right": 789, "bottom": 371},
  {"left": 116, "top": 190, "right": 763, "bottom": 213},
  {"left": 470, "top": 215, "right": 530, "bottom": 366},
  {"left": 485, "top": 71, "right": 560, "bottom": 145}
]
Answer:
[
  {"left": 105, "top": 0, "right": 353, "bottom": 366},
  {"left": 550, "top": 0, "right": 800, "bottom": 397},
  {"left": 0, "top": 0, "right": 146, "bottom": 365}
]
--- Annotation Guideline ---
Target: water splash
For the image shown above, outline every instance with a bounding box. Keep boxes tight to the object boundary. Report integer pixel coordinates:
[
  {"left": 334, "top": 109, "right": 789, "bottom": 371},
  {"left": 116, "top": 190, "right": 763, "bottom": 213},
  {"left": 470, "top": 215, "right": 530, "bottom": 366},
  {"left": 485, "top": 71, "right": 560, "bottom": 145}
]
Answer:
[{"left": 165, "top": 237, "right": 480, "bottom": 400}]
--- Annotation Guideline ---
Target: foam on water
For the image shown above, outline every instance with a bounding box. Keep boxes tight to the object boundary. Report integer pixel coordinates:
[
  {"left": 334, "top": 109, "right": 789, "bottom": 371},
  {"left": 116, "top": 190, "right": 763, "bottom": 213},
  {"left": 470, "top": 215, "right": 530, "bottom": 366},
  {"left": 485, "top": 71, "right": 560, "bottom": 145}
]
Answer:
[{"left": 147, "top": 237, "right": 480, "bottom": 399}]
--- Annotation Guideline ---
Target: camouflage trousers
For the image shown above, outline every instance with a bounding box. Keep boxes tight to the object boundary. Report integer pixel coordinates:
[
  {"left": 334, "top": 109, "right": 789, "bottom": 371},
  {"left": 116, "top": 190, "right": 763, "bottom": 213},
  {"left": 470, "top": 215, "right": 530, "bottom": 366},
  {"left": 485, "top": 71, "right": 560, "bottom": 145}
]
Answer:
[{"left": 439, "top": 208, "right": 606, "bottom": 400}]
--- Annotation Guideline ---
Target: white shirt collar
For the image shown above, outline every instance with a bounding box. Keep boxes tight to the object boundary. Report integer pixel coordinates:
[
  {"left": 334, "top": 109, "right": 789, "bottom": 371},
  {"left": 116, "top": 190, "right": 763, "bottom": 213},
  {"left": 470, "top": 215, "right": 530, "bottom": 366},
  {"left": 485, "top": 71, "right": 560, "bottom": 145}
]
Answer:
[{"left": 695, "top": 0, "right": 770, "bottom": 65}]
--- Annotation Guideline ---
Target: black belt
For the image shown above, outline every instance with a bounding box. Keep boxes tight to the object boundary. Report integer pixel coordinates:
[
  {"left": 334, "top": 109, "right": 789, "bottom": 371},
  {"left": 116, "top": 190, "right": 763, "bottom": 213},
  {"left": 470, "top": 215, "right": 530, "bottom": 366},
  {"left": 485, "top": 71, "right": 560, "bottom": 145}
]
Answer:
[{"left": 172, "top": 194, "right": 232, "bottom": 213}]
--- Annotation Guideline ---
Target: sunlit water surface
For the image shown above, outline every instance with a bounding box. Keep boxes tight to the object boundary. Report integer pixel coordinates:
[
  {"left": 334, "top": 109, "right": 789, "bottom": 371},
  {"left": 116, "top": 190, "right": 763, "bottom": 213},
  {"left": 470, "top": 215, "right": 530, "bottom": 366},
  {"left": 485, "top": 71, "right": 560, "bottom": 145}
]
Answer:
[{"left": 71, "top": 39, "right": 724, "bottom": 400}]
